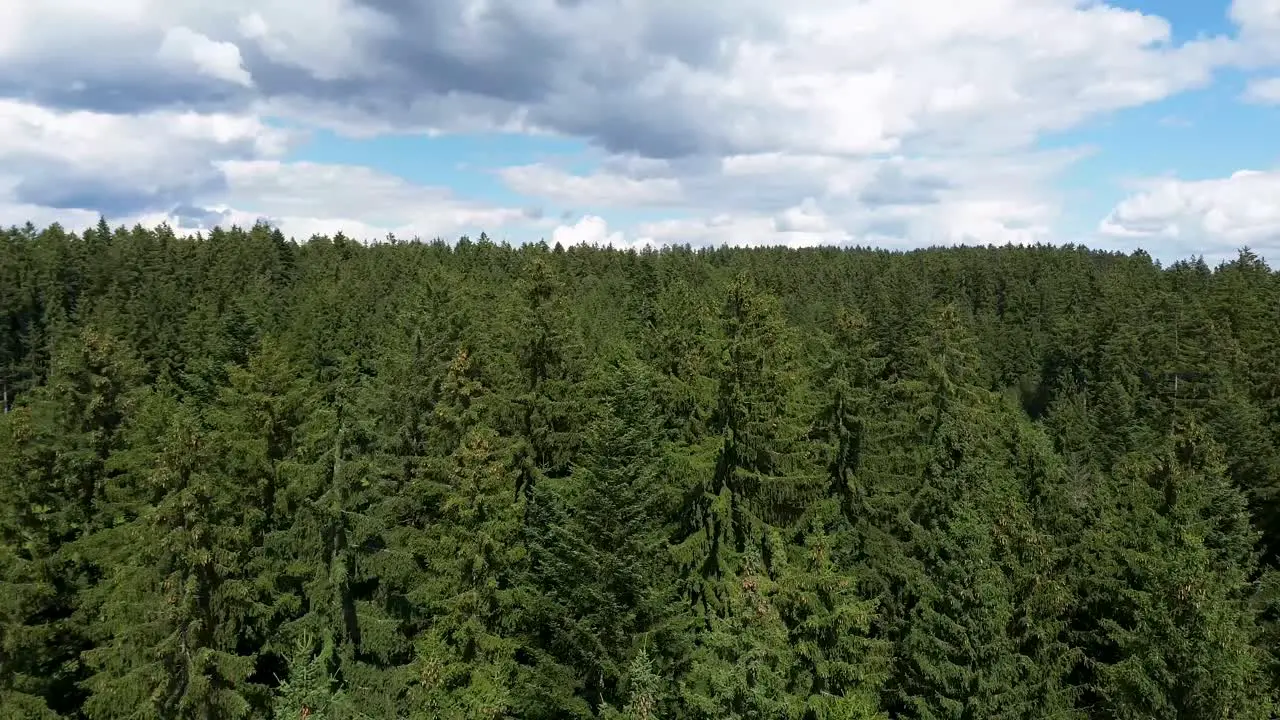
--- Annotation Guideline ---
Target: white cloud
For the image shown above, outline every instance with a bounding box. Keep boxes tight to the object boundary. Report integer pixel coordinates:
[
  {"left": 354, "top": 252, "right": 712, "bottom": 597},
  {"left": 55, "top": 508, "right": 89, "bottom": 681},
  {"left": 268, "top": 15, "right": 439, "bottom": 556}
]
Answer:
[
  {"left": 1230, "top": 0, "right": 1280, "bottom": 67},
  {"left": 1244, "top": 76, "right": 1280, "bottom": 102},
  {"left": 235, "top": 2, "right": 392, "bottom": 82},
  {"left": 0, "top": 0, "right": 154, "bottom": 56},
  {"left": 0, "top": 99, "right": 531, "bottom": 243},
  {"left": 634, "top": 212, "right": 850, "bottom": 249},
  {"left": 1, "top": 158, "right": 537, "bottom": 244},
  {"left": 500, "top": 164, "right": 683, "bottom": 207},
  {"left": 1100, "top": 169, "right": 1280, "bottom": 257},
  {"left": 0, "top": 0, "right": 1234, "bottom": 154},
  {"left": 1232, "top": 0, "right": 1280, "bottom": 37},
  {"left": 218, "top": 160, "right": 531, "bottom": 240},
  {"left": 1, "top": 0, "right": 1279, "bottom": 257},
  {"left": 680, "top": 1, "right": 1222, "bottom": 156},
  {"left": 773, "top": 198, "right": 835, "bottom": 234},
  {"left": 550, "top": 215, "right": 636, "bottom": 248},
  {"left": 0, "top": 99, "right": 293, "bottom": 215},
  {"left": 506, "top": 148, "right": 1076, "bottom": 248},
  {"left": 239, "top": 0, "right": 1231, "bottom": 164},
  {"left": 157, "top": 26, "right": 253, "bottom": 87}
]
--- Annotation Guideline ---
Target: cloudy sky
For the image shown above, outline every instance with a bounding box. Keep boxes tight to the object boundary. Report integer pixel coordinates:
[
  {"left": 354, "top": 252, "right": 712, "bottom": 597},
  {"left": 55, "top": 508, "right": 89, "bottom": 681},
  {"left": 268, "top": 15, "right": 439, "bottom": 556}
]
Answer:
[{"left": 2, "top": 0, "right": 1279, "bottom": 262}]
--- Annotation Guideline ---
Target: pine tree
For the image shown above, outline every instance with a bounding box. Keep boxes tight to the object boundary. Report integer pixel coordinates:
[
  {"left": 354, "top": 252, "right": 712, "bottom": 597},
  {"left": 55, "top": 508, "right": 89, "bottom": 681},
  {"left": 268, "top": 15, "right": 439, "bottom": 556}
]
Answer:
[
  {"left": 513, "top": 258, "right": 587, "bottom": 504},
  {"left": 892, "top": 402, "right": 1032, "bottom": 720},
  {"left": 1002, "top": 411, "right": 1084, "bottom": 717},
  {"left": 812, "top": 307, "right": 886, "bottom": 524},
  {"left": 621, "top": 648, "right": 661, "bottom": 720},
  {"left": 680, "top": 544, "right": 805, "bottom": 720},
  {"left": 265, "top": 374, "right": 407, "bottom": 717},
  {"left": 405, "top": 427, "right": 523, "bottom": 719},
  {"left": 10, "top": 221, "right": 1280, "bottom": 718},
  {"left": 0, "top": 327, "right": 146, "bottom": 715},
  {"left": 641, "top": 276, "right": 716, "bottom": 446},
  {"left": 0, "top": 412, "right": 60, "bottom": 719},
  {"left": 673, "top": 276, "right": 879, "bottom": 716},
  {"left": 673, "top": 275, "right": 819, "bottom": 618},
  {"left": 774, "top": 510, "right": 889, "bottom": 720},
  {"left": 777, "top": 305, "right": 891, "bottom": 718},
  {"left": 28, "top": 328, "right": 146, "bottom": 542}
]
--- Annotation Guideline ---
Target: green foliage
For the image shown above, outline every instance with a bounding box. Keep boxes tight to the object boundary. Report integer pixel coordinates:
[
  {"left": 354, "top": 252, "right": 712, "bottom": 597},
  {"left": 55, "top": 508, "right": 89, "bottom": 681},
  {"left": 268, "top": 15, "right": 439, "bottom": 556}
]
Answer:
[
  {"left": 402, "top": 348, "right": 525, "bottom": 718},
  {"left": 3, "top": 223, "right": 1280, "bottom": 719},
  {"left": 523, "top": 362, "right": 682, "bottom": 714},
  {"left": 272, "top": 634, "right": 367, "bottom": 720},
  {"left": 1079, "top": 424, "right": 1271, "bottom": 718},
  {"left": 80, "top": 394, "right": 257, "bottom": 720}
]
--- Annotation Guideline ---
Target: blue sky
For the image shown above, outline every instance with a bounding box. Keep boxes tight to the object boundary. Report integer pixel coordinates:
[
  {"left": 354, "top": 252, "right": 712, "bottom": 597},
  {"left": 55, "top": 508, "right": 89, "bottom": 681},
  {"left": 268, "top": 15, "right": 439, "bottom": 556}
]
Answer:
[
  {"left": 1049, "top": 69, "right": 1280, "bottom": 235},
  {"left": 1, "top": 0, "right": 1279, "bottom": 262}
]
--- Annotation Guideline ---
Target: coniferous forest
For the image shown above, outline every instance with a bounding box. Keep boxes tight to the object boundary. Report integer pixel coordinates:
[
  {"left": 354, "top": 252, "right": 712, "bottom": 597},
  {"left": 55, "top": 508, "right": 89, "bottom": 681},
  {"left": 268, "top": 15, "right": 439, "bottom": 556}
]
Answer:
[{"left": 6, "top": 219, "right": 1280, "bottom": 719}]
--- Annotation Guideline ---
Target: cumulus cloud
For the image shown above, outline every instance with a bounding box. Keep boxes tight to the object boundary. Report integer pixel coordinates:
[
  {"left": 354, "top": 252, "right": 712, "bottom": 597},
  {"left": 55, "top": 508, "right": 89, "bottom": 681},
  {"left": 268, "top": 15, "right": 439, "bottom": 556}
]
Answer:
[
  {"left": 500, "top": 164, "right": 683, "bottom": 207},
  {"left": 1244, "top": 76, "right": 1280, "bottom": 102},
  {"left": 505, "top": 148, "right": 1076, "bottom": 247},
  {"left": 0, "top": 1, "right": 1234, "bottom": 150},
  {"left": 2, "top": 162, "right": 537, "bottom": 244},
  {"left": 634, "top": 212, "right": 850, "bottom": 250},
  {"left": 0, "top": 99, "right": 293, "bottom": 216},
  {"left": 0, "top": 0, "right": 1276, "bottom": 253},
  {"left": 236, "top": 2, "right": 393, "bottom": 82},
  {"left": 0, "top": 2, "right": 254, "bottom": 113},
  {"left": 551, "top": 215, "right": 630, "bottom": 247},
  {"left": 1231, "top": 0, "right": 1280, "bottom": 39},
  {"left": 1229, "top": 0, "right": 1280, "bottom": 72},
  {"left": 235, "top": 0, "right": 1232, "bottom": 162},
  {"left": 0, "top": 98, "right": 531, "bottom": 243},
  {"left": 1099, "top": 169, "right": 1280, "bottom": 258},
  {"left": 217, "top": 160, "right": 533, "bottom": 240},
  {"left": 158, "top": 26, "right": 253, "bottom": 87}
]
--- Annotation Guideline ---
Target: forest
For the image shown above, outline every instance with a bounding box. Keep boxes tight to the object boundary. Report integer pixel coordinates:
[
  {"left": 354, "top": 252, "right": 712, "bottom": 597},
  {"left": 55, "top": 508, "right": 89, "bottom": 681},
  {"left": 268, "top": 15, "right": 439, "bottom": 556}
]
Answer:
[{"left": 3, "top": 218, "right": 1280, "bottom": 719}]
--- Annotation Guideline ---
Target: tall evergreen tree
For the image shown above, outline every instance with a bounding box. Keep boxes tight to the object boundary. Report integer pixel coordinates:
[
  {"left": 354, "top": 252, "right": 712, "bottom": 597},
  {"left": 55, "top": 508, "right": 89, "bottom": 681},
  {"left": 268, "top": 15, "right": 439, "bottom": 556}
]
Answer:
[
  {"left": 512, "top": 258, "right": 587, "bottom": 503},
  {"left": 1079, "top": 423, "right": 1272, "bottom": 718},
  {"left": 0, "top": 328, "right": 146, "bottom": 716},
  {"left": 403, "top": 350, "right": 524, "bottom": 720},
  {"left": 879, "top": 306, "right": 1075, "bottom": 719},
  {"left": 81, "top": 394, "right": 258, "bottom": 720},
  {"left": 8, "top": 221, "right": 1280, "bottom": 719},
  {"left": 524, "top": 362, "right": 682, "bottom": 715}
]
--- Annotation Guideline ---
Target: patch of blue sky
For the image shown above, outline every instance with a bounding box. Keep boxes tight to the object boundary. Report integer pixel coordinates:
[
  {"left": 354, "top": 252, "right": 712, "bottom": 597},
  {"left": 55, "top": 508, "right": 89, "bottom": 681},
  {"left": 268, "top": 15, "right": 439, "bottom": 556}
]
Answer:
[
  {"left": 1043, "top": 73, "right": 1280, "bottom": 241},
  {"left": 290, "top": 128, "right": 596, "bottom": 206},
  {"left": 1105, "top": 0, "right": 1237, "bottom": 42}
]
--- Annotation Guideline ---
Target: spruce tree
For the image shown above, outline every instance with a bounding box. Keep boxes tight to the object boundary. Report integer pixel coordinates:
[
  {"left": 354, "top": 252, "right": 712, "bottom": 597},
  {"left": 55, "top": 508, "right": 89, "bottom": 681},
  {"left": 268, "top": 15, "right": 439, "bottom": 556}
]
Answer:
[
  {"left": 271, "top": 634, "right": 366, "bottom": 720},
  {"left": 674, "top": 276, "right": 882, "bottom": 716},
  {"left": 1082, "top": 423, "right": 1271, "bottom": 718},
  {"left": 0, "top": 328, "right": 146, "bottom": 716},
  {"left": 879, "top": 306, "right": 1074, "bottom": 719},
  {"left": 403, "top": 350, "right": 524, "bottom": 720},
  {"left": 513, "top": 258, "right": 587, "bottom": 503},
  {"left": 619, "top": 648, "right": 662, "bottom": 720},
  {"left": 523, "top": 362, "right": 681, "bottom": 714},
  {"left": 0, "top": 410, "right": 60, "bottom": 719},
  {"left": 812, "top": 307, "right": 886, "bottom": 516},
  {"left": 80, "top": 394, "right": 258, "bottom": 720},
  {"left": 266, "top": 374, "right": 407, "bottom": 717}
]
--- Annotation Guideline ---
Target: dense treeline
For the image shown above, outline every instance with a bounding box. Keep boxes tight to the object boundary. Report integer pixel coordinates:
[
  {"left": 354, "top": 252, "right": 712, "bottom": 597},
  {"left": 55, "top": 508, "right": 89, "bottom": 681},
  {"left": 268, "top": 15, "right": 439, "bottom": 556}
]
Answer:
[{"left": 3, "top": 218, "right": 1280, "bottom": 718}]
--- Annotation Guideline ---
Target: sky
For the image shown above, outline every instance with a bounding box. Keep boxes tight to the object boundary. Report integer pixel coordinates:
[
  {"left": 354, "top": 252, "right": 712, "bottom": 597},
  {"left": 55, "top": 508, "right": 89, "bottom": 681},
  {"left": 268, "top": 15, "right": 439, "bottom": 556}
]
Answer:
[{"left": 2, "top": 0, "right": 1279, "bottom": 264}]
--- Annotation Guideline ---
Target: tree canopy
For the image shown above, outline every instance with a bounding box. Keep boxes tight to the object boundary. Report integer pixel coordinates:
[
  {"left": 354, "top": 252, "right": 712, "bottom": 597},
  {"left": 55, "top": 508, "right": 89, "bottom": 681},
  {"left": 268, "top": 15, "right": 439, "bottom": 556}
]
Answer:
[{"left": 2, "top": 222, "right": 1278, "bottom": 718}]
